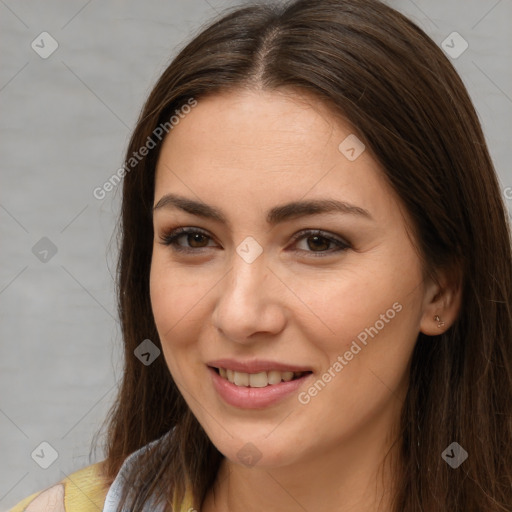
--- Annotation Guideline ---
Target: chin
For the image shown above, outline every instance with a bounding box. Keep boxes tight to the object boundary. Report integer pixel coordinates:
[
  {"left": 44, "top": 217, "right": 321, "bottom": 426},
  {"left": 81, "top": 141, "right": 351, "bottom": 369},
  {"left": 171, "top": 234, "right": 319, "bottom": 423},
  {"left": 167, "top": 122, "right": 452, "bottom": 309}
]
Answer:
[{"left": 202, "top": 426, "right": 306, "bottom": 469}]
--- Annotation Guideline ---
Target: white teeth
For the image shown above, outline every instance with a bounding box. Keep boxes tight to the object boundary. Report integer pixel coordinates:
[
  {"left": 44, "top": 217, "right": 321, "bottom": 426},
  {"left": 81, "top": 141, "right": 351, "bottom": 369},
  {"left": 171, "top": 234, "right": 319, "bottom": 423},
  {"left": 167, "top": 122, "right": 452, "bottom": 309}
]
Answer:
[
  {"left": 234, "top": 371, "right": 249, "bottom": 386},
  {"left": 281, "top": 371, "right": 294, "bottom": 382},
  {"left": 249, "top": 372, "right": 268, "bottom": 388},
  {"left": 217, "top": 368, "right": 307, "bottom": 387},
  {"left": 267, "top": 370, "right": 282, "bottom": 385}
]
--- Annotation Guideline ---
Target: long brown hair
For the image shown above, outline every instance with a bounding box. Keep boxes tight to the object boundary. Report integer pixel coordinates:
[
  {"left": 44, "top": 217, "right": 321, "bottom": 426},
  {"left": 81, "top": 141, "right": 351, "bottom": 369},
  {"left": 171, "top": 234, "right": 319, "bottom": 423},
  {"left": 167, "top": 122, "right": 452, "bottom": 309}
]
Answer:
[{"left": 97, "top": 0, "right": 512, "bottom": 510}]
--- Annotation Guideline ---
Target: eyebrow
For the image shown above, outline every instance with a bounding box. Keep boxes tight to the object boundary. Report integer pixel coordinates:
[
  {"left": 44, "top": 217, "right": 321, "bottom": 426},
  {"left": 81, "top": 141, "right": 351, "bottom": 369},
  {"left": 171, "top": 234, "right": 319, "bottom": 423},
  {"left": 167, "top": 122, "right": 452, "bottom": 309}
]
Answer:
[{"left": 153, "top": 193, "right": 373, "bottom": 226}]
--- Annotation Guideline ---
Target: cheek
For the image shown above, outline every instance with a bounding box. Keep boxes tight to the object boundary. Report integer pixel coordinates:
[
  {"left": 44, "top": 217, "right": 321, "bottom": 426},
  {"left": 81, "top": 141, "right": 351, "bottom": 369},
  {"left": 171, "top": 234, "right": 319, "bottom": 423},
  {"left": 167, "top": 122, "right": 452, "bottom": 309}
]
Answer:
[
  {"left": 291, "top": 252, "right": 423, "bottom": 399},
  {"left": 295, "top": 281, "right": 419, "bottom": 437},
  {"left": 149, "top": 258, "right": 194, "bottom": 381},
  {"left": 150, "top": 269, "right": 190, "bottom": 388},
  {"left": 149, "top": 251, "right": 218, "bottom": 382},
  {"left": 288, "top": 260, "right": 421, "bottom": 348},
  {"left": 149, "top": 251, "right": 207, "bottom": 337}
]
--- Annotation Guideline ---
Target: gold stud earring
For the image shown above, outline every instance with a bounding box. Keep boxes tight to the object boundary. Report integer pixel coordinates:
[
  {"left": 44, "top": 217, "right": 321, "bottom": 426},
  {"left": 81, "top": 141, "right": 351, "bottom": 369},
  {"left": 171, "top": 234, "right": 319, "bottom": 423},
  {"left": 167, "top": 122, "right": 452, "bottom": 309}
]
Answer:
[{"left": 434, "top": 315, "right": 445, "bottom": 328}]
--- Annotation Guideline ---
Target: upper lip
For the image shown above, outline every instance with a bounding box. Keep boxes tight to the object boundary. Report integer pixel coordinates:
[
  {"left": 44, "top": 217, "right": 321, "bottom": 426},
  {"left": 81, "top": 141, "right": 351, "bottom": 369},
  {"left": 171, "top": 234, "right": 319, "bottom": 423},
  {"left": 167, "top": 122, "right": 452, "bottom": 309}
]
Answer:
[{"left": 207, "top": 358, "right": 313, "bottom": 374}]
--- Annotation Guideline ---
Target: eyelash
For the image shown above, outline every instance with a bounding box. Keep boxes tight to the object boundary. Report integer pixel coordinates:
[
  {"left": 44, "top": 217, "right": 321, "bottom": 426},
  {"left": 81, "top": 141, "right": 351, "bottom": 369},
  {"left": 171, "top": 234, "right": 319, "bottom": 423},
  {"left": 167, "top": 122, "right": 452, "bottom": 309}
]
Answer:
[{"left": 158, "top": 227, "right": 350, "bottom": 257}]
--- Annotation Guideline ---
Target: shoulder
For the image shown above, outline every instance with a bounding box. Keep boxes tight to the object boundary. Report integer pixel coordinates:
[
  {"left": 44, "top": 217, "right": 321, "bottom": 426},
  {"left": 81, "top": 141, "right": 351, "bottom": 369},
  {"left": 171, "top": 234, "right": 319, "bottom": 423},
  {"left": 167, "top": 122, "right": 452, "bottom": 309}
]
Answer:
[{"left": 9, "top": 461, "right": 110, "bottom": 512}]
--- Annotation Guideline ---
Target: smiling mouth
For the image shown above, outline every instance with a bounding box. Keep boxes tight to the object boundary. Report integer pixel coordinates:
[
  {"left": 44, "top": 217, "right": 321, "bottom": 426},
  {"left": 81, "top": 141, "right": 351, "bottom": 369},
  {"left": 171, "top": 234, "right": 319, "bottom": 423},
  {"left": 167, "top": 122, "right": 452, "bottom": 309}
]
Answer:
[{"left": 212, "top": 367, "right": 313, "bottom": 388}]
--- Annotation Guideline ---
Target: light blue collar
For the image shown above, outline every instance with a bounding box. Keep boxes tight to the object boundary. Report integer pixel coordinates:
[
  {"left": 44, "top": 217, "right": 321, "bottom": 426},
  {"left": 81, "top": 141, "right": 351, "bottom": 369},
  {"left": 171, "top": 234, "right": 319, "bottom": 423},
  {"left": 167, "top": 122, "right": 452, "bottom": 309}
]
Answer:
[{"left": 102, "top": 431, "right": 171, "bottom": 511}]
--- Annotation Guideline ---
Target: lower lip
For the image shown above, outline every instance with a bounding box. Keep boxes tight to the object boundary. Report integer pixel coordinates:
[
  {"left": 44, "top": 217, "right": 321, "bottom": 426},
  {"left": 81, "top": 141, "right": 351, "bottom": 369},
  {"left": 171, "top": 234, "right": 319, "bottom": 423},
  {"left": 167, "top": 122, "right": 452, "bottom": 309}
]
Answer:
[{"left": 208, "top": 366, "right": 312, "bottom": 409}]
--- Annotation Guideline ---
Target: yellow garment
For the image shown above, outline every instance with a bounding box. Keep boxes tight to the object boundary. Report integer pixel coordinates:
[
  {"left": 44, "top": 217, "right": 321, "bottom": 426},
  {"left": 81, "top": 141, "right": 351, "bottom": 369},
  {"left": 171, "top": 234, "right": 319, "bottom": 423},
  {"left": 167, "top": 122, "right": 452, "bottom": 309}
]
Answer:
[
  {"left": 8, "top": 461, "right": 196, "bottom": 511},
  {"left": 8, "top": 462, "right": 109, "bottom": 511}
]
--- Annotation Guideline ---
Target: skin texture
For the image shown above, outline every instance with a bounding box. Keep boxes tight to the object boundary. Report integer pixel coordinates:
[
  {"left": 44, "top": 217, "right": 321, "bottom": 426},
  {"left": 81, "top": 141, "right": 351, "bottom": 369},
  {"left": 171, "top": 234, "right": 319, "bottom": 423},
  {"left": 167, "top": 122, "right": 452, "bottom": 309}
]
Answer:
[{"left": 149, "top": 88, "right": 461, "bottom": 512}]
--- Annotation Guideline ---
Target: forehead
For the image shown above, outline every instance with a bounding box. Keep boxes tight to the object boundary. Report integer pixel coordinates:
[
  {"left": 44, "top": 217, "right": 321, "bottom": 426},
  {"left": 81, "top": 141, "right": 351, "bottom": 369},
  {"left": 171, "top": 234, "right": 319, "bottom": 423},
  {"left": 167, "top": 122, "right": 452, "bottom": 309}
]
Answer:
[
  {"left": 154, "top": 88, "right": 401, "bottom": 226},
  {"left": 159, "top": 88, "right": 346, "bottom": 160}
]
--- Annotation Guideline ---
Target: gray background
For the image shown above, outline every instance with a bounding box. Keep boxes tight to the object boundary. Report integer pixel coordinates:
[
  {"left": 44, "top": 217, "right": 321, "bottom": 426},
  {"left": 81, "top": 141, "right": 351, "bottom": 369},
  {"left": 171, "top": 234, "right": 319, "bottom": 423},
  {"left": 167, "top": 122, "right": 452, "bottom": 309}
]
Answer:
[{"left": 1, "top": 0, "right": 511, "bottom": 509}]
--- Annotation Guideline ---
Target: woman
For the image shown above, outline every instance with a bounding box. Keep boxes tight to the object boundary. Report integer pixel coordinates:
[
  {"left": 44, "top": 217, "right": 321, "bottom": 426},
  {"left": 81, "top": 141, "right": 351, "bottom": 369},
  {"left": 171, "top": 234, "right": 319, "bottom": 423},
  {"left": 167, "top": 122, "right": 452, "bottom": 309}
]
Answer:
[{"left": 10, "top": 0, "right": 512, "bottom": 510}]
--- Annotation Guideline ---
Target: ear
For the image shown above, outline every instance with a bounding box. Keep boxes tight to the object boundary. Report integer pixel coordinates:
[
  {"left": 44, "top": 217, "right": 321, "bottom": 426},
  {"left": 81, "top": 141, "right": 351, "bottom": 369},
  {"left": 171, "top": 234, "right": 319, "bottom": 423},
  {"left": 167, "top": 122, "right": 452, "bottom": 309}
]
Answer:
[{"left": 419, "top": 265, "right": 463, "bottom": 336}]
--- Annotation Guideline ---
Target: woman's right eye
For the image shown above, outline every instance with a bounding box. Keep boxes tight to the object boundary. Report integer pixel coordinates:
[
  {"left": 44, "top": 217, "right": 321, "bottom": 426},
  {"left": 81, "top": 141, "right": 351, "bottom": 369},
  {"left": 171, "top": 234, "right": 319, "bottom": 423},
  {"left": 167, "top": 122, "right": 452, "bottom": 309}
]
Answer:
[{"left": 159, "top": 227, "right": 217, "bottom": 253}]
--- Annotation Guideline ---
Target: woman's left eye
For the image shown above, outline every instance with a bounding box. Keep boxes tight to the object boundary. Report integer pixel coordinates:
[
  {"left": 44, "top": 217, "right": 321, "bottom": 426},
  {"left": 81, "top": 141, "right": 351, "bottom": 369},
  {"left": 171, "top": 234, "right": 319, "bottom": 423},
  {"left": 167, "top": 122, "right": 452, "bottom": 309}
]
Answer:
[
  {"left": 159, "top": 227, "right": 350, "bottom": 256},
  {"left": 290, "top": 230, "right": 350, "bottom": 255}
]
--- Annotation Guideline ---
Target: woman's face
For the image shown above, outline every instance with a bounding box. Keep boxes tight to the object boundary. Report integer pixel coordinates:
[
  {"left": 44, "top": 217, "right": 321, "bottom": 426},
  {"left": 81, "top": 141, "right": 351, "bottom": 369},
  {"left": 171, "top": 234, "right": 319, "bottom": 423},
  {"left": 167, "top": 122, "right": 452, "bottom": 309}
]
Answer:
[{"left": 150, "top": 88, "right": 436, "bottom": 469}]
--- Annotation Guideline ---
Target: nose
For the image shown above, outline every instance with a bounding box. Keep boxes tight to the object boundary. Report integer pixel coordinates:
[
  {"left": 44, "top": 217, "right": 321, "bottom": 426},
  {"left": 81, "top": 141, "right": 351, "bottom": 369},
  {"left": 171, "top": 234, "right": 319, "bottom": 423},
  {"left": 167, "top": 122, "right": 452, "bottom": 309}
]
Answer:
[{"left": 212, "top": 252, "right": 286, "bottom": 344}]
